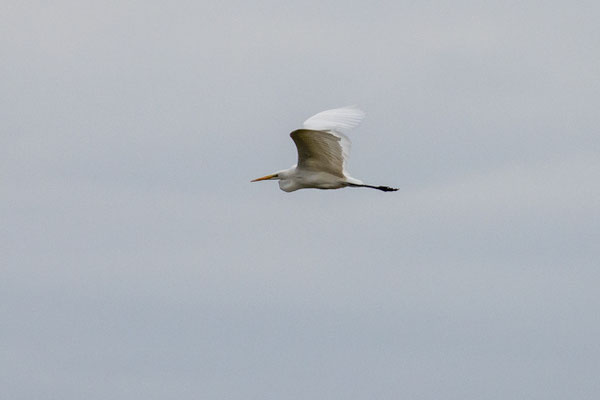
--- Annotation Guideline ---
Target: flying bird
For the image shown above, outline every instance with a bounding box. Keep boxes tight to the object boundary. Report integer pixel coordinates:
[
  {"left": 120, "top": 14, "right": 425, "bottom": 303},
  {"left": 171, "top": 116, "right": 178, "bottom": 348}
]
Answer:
[{"left": 251, "top": 106, "right": 398, "bottom": 192}]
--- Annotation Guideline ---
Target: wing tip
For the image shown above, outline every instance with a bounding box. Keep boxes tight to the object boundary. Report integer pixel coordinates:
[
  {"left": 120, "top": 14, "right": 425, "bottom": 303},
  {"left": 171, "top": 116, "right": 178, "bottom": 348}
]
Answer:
[{"left": 302, "top": 105, "right": 366, "bottom": 132}]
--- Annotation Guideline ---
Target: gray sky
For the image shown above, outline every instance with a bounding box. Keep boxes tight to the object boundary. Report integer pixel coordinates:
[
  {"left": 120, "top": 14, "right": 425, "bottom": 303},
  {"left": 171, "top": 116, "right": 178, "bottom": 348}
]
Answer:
[{"left": 2, "top": 1, "right": 599, "bottom": 399}]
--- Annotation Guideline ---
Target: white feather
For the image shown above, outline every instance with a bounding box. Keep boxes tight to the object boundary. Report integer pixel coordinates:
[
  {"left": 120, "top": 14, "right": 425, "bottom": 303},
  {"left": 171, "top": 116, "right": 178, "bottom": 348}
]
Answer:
[{"left": 302, "top": 105, "right": 366, "bottom": 133}]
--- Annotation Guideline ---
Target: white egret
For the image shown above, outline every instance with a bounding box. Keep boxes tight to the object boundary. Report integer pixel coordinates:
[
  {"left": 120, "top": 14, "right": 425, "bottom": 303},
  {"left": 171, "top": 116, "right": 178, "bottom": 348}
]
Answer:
[{"left": 251, "top": 106, "right": 398, "bottom": 192}]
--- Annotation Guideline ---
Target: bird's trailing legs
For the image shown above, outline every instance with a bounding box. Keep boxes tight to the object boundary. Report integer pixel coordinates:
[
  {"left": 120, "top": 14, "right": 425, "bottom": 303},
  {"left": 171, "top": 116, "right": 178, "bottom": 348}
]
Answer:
[{"left": 345, "top": 183, "right": 399, "bottom": 192}]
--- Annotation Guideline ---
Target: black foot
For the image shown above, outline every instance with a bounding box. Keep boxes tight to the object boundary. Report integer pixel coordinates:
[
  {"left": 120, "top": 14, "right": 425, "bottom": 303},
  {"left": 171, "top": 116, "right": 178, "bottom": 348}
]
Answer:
[{"left": 376, "top": 186, "right": 399, "bottom": 192}]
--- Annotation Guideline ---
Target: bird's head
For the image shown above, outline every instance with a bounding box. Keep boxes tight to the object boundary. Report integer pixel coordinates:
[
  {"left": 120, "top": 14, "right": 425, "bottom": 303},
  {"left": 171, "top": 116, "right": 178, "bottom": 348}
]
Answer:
[
  {"left": 251, "top": 166, "right": 296, "bottom": 183},
  {"left": 251, "top": 167, "right": 299, "bottom": 192}
]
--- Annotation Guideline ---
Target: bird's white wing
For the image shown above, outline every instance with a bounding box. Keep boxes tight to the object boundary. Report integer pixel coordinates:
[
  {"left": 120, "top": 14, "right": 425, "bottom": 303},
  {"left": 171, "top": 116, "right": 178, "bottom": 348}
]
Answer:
[
  {"left": 302, "top": 106, "right": 366, "bottom": 133},
  {"left": 290, "top": 129, "right": 346, "bottom": 177},
  {"left": 296, "top": 106, "right": 365, "bottom": 176}
]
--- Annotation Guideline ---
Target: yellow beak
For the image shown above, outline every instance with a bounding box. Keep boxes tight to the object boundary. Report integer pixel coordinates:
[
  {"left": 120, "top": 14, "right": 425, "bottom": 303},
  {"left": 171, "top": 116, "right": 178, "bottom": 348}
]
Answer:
[{"left": 251, "top": 174, "right": 277, "bottom": 182}]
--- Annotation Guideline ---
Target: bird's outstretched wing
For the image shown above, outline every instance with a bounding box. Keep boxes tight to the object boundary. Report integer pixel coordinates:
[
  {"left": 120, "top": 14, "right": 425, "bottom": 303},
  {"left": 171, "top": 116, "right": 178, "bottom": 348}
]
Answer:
[
  {"left": 291, "top": 106, "right": 365, "bottom": 177},
  {"left": 290, "top": 129, "right": 346, "bottom": 177}
]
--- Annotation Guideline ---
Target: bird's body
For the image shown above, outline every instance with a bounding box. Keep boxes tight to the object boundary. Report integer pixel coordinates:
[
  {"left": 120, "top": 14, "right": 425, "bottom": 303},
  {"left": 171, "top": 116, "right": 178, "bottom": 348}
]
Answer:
[
  {"left": 274, "top": 166, "right": 357, "bottom": 192},
  {"left": 252, "top": 106, "right": 398, "bottom": 193}
]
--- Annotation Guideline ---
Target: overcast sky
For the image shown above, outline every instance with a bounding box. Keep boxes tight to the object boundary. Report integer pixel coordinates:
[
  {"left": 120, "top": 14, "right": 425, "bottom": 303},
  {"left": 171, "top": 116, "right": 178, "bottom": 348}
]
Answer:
[{"left": 2, "top": 1, "right": 599, "bottom": 399}]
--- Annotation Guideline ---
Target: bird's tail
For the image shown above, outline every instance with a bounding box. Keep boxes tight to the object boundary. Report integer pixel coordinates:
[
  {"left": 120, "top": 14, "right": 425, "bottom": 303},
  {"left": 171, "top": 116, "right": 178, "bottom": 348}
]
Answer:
[{"left": 346, "top": 183, "right": 398, "bottom": 192}]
